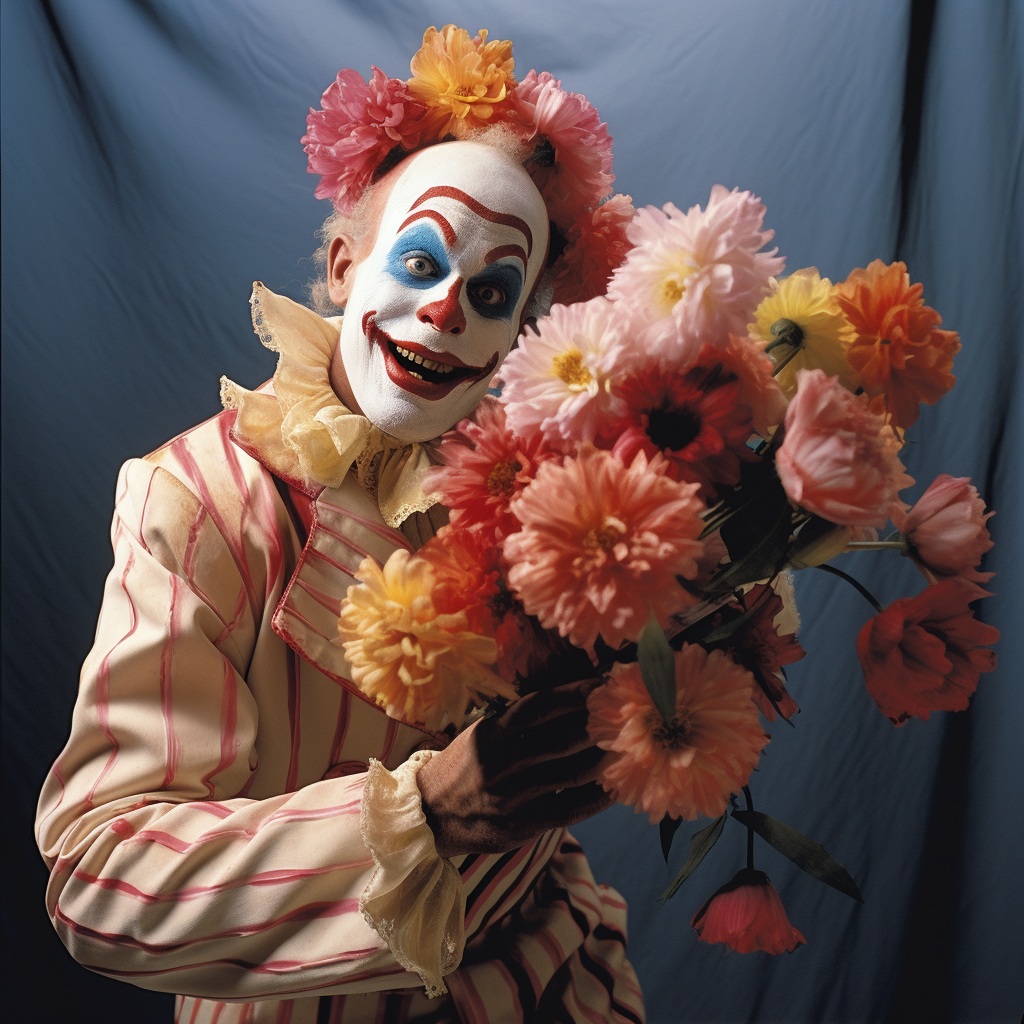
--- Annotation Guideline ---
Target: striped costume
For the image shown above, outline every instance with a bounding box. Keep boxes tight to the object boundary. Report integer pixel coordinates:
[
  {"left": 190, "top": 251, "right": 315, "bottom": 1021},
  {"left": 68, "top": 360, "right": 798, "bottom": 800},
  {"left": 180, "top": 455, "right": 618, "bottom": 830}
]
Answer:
[{"left": 35, "top": 357, "right": 646, "bottom": 1022}]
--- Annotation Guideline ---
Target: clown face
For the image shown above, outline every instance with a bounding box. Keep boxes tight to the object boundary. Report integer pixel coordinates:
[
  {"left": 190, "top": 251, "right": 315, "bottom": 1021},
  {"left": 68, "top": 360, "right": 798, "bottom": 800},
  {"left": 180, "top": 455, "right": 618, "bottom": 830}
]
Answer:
[{"left": 335, "top": 141, "right": 550, "bottom": 441}]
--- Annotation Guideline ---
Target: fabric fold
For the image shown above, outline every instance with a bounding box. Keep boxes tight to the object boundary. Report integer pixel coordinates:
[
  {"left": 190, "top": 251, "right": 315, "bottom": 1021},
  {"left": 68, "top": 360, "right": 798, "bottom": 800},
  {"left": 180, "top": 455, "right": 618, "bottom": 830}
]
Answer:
[{"left": 359, "top": 750, "right": 465, "bottom": 998}]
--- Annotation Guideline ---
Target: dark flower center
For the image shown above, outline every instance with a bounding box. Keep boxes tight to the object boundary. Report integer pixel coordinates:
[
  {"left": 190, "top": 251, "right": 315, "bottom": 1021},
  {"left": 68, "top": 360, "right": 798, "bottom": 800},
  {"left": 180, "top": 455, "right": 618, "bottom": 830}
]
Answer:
[
  {"left": 648, "top": 707, "right": 692, "bottom": 749},
  {"left": 487, "top": 459, "right": 522, "bottom": 495},
  {"left": 646, "top": 406, "right": 703, "bottom": 451}
]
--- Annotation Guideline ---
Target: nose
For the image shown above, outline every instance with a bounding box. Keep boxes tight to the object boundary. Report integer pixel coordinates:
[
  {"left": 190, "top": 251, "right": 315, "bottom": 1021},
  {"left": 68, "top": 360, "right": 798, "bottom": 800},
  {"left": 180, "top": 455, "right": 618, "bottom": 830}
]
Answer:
[{"left": 417, "top": 277, "right": 467, "bottom": 335}]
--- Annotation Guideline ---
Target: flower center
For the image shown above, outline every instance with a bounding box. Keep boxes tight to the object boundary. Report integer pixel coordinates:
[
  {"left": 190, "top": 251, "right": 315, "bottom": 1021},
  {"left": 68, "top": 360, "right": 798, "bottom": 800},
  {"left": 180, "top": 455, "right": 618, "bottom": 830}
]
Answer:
[
  {"left": 487, "top": 459, "right": 522, "bottom": 495},
  {"left": 583, "top": 516, "right": 627, "bottom": 554},
  {"left": 647, "top": 707, "right": 692, "bottom": 750},
  {"left": 645, "top": 406, "right": 703, "bottom": 452},
  {"left": 552, "top": 349, "right": 593, "bottom": 389},
  {"left": 657, "top": 254, "right": 697, "bottom": 313}
]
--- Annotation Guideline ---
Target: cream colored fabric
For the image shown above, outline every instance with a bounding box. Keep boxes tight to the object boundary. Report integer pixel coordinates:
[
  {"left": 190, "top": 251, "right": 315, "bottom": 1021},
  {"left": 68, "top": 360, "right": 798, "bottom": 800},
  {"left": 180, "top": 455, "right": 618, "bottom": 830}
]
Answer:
[
  {"left": 220, "top": 282, "right": 440, "bottom": 526},
  {"left": 359, "top": 751, "right": 465, "bottom": 998}
]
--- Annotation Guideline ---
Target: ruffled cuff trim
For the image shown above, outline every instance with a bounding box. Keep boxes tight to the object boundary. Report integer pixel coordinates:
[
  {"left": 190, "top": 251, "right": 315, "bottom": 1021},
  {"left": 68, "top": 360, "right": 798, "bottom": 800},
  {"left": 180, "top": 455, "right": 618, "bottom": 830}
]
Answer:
[{"left": 359, "top": 751, "right": 465, "bottom": 998}]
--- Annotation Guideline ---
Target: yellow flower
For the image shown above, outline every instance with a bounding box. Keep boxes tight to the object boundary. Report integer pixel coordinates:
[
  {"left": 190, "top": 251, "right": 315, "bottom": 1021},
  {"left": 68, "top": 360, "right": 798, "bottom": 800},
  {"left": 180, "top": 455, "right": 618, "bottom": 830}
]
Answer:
[
  {"left": 338, "top": 550, "right": 515, "bottom": 732},
  {"left": 751, "top": 268, "right": 859, "bottom": 394},
  {"left": 408, "top": 25, "right": 515, "bottom": 139}
]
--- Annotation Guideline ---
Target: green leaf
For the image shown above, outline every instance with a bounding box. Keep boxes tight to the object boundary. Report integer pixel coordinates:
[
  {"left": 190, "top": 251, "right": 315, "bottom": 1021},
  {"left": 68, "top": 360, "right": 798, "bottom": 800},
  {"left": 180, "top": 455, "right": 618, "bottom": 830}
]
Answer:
[
  {"left": 660, "top": 815, "right": 683, "bottom": 863},
  {"left": 732, "top": 810, "right": 863, "bottom": 903},
  {"left": 637, "top": 618, "right": 676, "bottom": 723},
  {"left": 659, "top": 814, "right": 727, "bottom": 902}
]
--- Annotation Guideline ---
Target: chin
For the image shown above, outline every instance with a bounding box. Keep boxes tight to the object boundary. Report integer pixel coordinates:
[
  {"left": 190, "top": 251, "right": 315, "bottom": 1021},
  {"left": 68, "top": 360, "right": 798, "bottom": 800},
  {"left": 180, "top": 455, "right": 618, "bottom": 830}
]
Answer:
[{"left": 357, "top": 379, "right": 489, "bottom": 443}]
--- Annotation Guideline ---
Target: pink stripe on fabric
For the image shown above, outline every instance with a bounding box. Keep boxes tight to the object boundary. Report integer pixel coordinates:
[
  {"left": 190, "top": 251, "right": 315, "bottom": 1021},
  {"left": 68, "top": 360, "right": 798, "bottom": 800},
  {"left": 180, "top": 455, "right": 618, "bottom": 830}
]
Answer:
[
  {"left": 200, "top": 658, "right": 240, "bottom": 797},
  {"left": 213, "top": 584, "right": 249, "bottom": 646},
  {"left": 285, "top": 649, "right": 301, "bottom": 793},
  {"left": 294, "top": 577, "right": 343, "bottom": 616},
  {"left": 451, "top": 971, "right": 489, "bottom": 1024},
  {"left": 508, "top": 943, "right": 544, "bottom": 1004},
  {"left": 274, "top": 1000, "right": 293, "bottom": 1023},
  {"left": 312, "top": 521, "right": 379, "bottom": 565},
  {"left": 181, "top": 501, "right": 207, "bottom": 579},
  {"left": 495, "top": 961, "right": 525, "bottom": 1019},
  {"left": 568, "top": 968, "right": 613, "bottom": 1024},
  {"left": 188, "top": 802, "right": 234, "bottom": 819},
  {"left": 329, "top": 688, "right": 352, "bottom": 767},
  {"left": 265, "top": 799, "right": 361, "bottom": 824},
  {"left": 187, "top": 998, "right": 202, "bottom": 1024},
  {"left": 464, "top": 842, "right": 537, "bottom": 933},
  {"left": 159, "top": 574, "right": 184, "bottom": 790},
  {"left": 277, "top": 603, "right": 333, "bottom": 641},
  {"left": 381, "top": 718, "right": 398, "bottom": 763},
  {"left": 314, "top": 500, "right": 414, "bottom": 551},
  {"left": 210, "top": 1004, "right": 226, "bottom": 1024},
  {"left": 135, "top": 468, "right": 157, "bottom": 554},
  {"left": 306, "top": 543, "right": 362, "bottom": 578},
  {"left": 534, "top": 926, "right": 568, "bottom": 973}
]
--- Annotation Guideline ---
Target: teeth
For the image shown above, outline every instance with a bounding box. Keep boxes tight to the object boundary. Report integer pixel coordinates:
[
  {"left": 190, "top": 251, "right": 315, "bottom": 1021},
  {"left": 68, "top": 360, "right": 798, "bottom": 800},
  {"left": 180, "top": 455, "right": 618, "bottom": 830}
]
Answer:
[
  {"left": 422, "top": 358, "right": 438, "bottom": 371},
  {"left": 409, "top": 371, "right": 424, "bottom": 380},
  {"left": 391, "top": 342, "right": 459, "bottom": 376},
  {"left": 414, "top": 354, "right": 424, "bottom": 364}
]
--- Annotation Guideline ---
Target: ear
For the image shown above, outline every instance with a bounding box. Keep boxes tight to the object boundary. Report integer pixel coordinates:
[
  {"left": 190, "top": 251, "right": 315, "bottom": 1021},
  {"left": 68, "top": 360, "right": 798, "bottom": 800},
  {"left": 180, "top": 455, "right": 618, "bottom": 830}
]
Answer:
[{"left": 327, "top": 234, "right": 360, "bottom": 308}]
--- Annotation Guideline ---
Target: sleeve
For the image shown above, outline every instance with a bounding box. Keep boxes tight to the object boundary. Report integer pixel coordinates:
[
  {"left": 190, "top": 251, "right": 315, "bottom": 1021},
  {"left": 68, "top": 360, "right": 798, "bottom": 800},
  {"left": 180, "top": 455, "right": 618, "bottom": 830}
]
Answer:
[{"left": 34, "top": 458, "right": 458, "bottom": 1002}]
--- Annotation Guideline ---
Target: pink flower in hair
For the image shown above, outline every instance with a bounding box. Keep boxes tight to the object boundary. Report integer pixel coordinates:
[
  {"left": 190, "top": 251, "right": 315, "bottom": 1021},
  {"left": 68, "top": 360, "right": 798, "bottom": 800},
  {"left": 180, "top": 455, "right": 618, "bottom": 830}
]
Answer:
[
  {"left": 608, "top": 186, "right": 785, "bottom": 362},
  {"left": 513, "top": 70, "right": 615, "bottom": 225},
  {"left": 550, "top": 193, "right": 636, "bottom": 307},
  {"left": 503, "top": 446, "right": 705, "bottom": 652},
  {"left": 303, "top": 66, "right": 427, "bottom": 212},
  {"left": 776, "top": 369, "right": 914, "bottom": 528}
]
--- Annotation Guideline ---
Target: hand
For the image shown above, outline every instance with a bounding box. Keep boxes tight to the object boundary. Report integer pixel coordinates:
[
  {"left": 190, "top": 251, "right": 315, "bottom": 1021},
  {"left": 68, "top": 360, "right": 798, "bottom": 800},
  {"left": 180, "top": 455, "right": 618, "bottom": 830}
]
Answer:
[{"left": 415, "top": 678, "right": 614, "bottom": 858}]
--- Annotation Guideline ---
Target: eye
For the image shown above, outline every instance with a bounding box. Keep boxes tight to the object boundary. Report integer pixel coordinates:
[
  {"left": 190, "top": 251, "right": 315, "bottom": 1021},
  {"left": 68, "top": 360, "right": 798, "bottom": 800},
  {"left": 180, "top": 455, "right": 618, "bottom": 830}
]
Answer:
[
  {"left": 470, "top": 282, "right": 505, "bottom": 306},
  {"left": 404, "top": 253, "right": 438, "bottom": 278}
]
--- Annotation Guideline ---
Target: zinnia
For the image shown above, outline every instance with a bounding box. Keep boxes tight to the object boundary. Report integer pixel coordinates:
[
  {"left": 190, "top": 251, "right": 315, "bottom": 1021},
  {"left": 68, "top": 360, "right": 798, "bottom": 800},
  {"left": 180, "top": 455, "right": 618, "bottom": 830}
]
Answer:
[
  {"left": 892, "top": 474, "right": 995, "bottom": 585},
  {"left": 751, "top": 267, "right": 859, "bottom": 394},
  {"left": 587, "top": 643, "right": 769, "bottom": 821},
  {"left": 337, "top": 547, "right": 516, "bottom": 731},
  {"left": 834, "top": 260, "right": 960, "bottom": 429},
  {"left": 302, "top": 67, "right": 427, "bottom": 212},
  {"left": 504, "top": 447, "right": 705, "bottom": 652},
  {"left": 776, "top": 369, "right": 914, "bottom": 528},
  {"left": 607, "top": 186, "right": 785, "bottom": 362},
  {"left": 691, "top": 869, "right": 806, "bottom": 954},
  {"left": 497, "top": 297, "right": 629, "bottom": 450},
  {"left": 856, "top": 579, "right": 999, "bottom": 726},
  {"left": 407, "top": 25, "right": 516, "bottom": 139}
]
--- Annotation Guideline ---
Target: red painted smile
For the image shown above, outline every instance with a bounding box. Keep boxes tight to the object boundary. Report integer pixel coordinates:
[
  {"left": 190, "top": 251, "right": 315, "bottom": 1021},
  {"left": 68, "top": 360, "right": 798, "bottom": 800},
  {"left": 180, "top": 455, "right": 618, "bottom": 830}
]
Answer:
[{"left": 363, "top": 313, "right": 498, "bottom": 401}]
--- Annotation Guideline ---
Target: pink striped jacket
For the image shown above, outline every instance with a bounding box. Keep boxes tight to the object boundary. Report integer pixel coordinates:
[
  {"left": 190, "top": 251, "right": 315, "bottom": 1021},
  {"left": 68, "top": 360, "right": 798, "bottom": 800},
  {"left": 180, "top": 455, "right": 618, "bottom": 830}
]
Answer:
[{"left": 35, "top": 407, "right": 645, "bottom": 1024}]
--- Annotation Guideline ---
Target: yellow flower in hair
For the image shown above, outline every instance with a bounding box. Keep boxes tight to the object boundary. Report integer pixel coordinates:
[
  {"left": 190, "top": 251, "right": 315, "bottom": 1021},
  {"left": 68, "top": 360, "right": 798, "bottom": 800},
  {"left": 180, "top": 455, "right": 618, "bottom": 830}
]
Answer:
[
  {"left": 408, "top": 25, "right": 515, "bottom": 139},
  {"left": 751, "top": 268, "right": 859, "bottom": 395},
  {"left": 338, "top": 548, "right": 515, "bottom": 732}
]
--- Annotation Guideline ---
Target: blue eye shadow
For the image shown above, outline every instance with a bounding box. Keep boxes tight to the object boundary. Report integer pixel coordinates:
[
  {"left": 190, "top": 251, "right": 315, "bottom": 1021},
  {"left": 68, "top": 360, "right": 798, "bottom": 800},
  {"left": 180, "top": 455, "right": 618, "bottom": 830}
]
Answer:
[
  {"left": 467, "top": 263, "right": 523, "bottom": 321},
  {"left": 384, "top": 224, "right": 451, "bottom": 288}
]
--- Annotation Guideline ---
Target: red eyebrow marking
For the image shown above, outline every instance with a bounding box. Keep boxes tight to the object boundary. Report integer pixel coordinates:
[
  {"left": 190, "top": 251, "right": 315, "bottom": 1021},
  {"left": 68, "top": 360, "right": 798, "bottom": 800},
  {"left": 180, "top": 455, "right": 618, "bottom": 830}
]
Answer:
[
  {"left": 397, "top": 209, "right": 456, "bottom": 247},
  {"left": 410, "top": 186, "right": 533, "bottom": 256},
  {"left": 485, "top": 244, "right": 528, "bottom": 268}
]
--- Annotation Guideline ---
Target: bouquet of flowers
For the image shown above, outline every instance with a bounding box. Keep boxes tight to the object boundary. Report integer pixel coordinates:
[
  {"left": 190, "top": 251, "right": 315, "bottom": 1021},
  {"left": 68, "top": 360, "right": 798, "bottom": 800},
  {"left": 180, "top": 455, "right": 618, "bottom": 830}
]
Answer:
[{"left": 330, "top": 61, "right": 999, "bottom": 955}]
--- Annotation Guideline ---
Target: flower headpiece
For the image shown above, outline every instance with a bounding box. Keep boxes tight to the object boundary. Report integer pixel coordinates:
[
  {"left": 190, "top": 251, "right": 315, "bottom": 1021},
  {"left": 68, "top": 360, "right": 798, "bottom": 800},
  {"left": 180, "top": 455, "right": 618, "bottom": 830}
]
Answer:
[{"left": 302, "top": 25, "right": 634, "bottom": 306}]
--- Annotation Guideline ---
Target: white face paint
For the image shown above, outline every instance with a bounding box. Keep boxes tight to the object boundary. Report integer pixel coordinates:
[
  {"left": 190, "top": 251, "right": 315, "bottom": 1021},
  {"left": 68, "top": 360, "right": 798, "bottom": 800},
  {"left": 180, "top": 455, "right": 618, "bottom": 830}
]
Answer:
[{"left": 337, "top": 141, "right": 550, "bottom": 441}]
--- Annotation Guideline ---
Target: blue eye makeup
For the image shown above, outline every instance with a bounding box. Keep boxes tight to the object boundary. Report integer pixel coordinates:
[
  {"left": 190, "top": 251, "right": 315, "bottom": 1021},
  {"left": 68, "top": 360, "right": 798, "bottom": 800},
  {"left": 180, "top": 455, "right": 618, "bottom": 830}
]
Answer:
[
  {"left": 467, "top": 263, "right": 523, "bottom": 321},
  {"left": 385, "top": 224, "right": 451, "bottom": 288}
]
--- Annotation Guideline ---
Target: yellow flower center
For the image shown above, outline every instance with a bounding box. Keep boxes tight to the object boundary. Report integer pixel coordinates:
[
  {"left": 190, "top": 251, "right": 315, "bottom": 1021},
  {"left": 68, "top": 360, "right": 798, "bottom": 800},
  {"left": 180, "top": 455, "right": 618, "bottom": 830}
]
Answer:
[
  {"left": 657, "top": 252, "right": 697, "bottom": 314},
  {"left": 486, "top": 459, "right": 522, "bottom": 495},
  {"left": 583, "top": 516, "right": 627, "bottom": 554},
  {"left": 552, "top": 348, "right": 592, "bottom": 388}
]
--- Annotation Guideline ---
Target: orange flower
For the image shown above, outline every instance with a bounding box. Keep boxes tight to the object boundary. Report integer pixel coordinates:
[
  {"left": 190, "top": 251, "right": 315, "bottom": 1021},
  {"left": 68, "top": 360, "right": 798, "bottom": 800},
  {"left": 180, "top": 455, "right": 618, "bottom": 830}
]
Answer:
[
  {"left": 691, "top": 869, "right": 806, "bottom": 954},
  {"left": 407, "top": 25, "right": 515, "bottom": 139},
  {"left": 856, "top": 579, "right": 998, "bottom": 726},
  {"left": 834, "top": 260, "right": 960, "bottom": 428},
  {"left": 587, "top": 643, "right": 769, "bottom": 821},
  {"left": 337, "top": 543, "right": 517, "bottom": 732}
]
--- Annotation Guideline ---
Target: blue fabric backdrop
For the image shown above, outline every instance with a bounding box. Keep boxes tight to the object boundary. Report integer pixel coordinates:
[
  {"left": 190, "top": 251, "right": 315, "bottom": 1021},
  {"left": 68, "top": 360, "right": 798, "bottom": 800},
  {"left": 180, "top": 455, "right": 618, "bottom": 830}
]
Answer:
[{"left": 3, "top": 1, "right": 1021, "bottom": 1021}]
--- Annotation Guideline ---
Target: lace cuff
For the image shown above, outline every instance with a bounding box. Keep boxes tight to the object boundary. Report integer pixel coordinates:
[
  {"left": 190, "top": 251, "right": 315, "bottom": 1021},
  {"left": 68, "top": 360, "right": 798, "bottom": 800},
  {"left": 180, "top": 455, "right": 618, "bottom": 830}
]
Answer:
[{"left": 359, "top": 750, "right": 465, "bottom": 998}]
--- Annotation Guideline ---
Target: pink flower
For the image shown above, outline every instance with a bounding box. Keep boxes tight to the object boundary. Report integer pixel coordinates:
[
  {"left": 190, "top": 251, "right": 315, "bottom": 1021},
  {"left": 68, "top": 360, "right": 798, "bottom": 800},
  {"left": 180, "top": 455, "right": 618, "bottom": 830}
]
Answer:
[
  {"left": 715, "top": 334, "right": 789, "bottom": 437},
  {"left": 550, "top": 193, "right": 636, "bottom": 307},
  {"left": 504, "top": 447, "right": 705, "bottom": 651},
  {"left": 776, "top": 369, "right": 914, "bottom": 528},
  {"left": 602, "top": 353, "right": 758, "bottom": 504},
  {"left": 607, "top": 186, "right": 785, "bottom": 362},
  {"left": 496, "top": 297, "right": 629, "bottom": 450},
  {"left": 302, "top": 67, "right": 427, "bottom": 212},
  {"left": 892, "top": 474, "right": 995, "bottom": 584},
  {"left": 691, "top": 869, "right": 806, "bottom": 954},
  {"left": 422, "top": 397, "right": 557, "bottom": 548},
  {"left": 587, "top": 643, "right": 769, "bottom": 821},
  {"left": 512, "top": 70, "right": 614, "bottom": 226}
]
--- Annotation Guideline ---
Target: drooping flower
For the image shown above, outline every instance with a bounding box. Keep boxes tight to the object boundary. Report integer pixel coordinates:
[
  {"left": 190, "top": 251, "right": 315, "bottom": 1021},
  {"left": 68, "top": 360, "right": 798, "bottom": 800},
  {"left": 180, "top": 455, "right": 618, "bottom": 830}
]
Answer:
[
  {"left": 607, "top": 186, "right": 785, "bottom": 362},
  {"left": 422, "top": 396, "right": 556, "bottom": 548},
  {"left": 834, "top": 260, "right": 960, "bottom": 429},
  {"left": 751, "top": 268, "right": 858, "bottom": 394},
  {"left": 407, "top": 25, "right": 516, "bottom": 139},
  {"left": 603, "top": 354, "right": 758, "bottom": 503},
  {"left": 587, "top": 643, "right": 769, "bottom": 821},
  {"left": 337, "top": 546, "right": 517, "bottom": 731},
  {"left": 497, "top": 297, "right": 629, "bottom": 450},
  {"left": 856, "top": 579, "right": 999, "bottom": 726},
  {"left": 549, "top": 193, "right": 636, "bottom": 307},
  {"left": 302, "top": 67, "right": 428, "bottom": 212},
  {"left": 691, "top": 869, "right": 806, "bottom": 954},
  {"left": 504, "top": 447, "right": 705, "bottom": 652},
  {"left": 512, "top": 70, "right": 614, "bottom": 223},
  {"left": 892, "top": 474, "right": 995, "bottom": 585},
  {"left": 776, "top": 369, "right": 914, "bottom": 528}
]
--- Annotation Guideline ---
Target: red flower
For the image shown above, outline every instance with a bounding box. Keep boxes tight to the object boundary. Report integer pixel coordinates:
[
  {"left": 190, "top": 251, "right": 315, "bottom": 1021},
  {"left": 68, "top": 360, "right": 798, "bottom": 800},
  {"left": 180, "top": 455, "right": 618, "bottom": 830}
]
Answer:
[
  {"left": 691, "top": 869, "right": 806, "bottom": 954},
  {"left": 856, "top": 580, "right": 999, "bottom": 726}
]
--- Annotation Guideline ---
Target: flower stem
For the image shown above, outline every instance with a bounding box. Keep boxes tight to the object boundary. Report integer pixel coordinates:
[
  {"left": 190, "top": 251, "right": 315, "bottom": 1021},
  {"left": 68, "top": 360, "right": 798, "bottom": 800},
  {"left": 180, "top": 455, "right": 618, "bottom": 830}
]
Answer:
[
  {"left": 843, "top": 540, "right": 908, "bottom": 552},
  {"left": 770, "top": 345, "right": 802, "bottom": 377},
  {"left": 743, "top": 785, "right": 755, "bottom": 871},
  {"left": 812, "top": 563, "right": 884, "bottom": 613}
]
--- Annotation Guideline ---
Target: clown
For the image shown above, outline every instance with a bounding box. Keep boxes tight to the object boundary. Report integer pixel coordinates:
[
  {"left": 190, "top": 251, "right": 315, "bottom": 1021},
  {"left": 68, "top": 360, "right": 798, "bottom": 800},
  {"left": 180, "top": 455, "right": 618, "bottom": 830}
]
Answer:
[{"left": 36, "top": 27, "right": 644, "bottom": 1024}]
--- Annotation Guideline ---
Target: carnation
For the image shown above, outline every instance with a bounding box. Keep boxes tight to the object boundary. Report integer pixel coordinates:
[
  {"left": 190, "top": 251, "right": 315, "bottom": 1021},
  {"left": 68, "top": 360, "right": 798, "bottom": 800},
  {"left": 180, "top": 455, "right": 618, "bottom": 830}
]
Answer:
[
  {"left": 503, "top": 446, "right": 705, "bottom": 652},
  {"left": 607, "top": 186, "right": 785, "bottom": 363}
]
